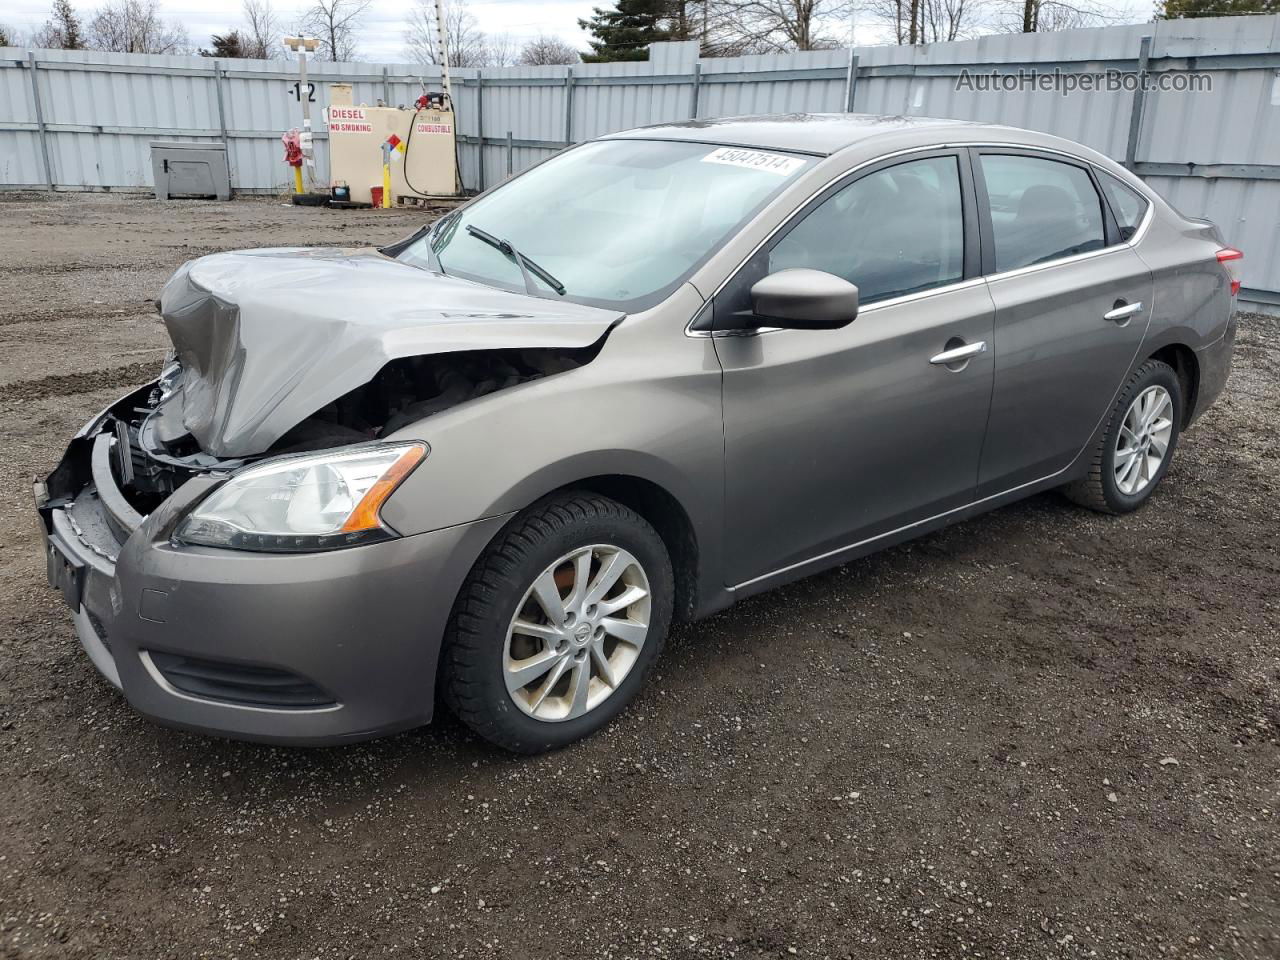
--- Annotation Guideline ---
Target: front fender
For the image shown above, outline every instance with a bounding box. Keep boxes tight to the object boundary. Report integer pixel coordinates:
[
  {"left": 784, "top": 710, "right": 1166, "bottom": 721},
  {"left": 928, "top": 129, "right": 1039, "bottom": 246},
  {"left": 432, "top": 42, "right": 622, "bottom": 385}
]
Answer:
[{"left": 377, "top": 286, "right": 725, "bottom": 599}]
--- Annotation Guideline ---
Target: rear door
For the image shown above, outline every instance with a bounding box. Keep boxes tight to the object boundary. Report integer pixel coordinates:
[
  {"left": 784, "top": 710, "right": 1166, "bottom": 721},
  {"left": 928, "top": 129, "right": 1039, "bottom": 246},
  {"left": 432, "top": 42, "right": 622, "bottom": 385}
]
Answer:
[
  {"left": 972, "top": 149, "right": 1154, "bottom": 495},
  {"left": 712, "top": 151, "right": 996, "bottom": 587}
]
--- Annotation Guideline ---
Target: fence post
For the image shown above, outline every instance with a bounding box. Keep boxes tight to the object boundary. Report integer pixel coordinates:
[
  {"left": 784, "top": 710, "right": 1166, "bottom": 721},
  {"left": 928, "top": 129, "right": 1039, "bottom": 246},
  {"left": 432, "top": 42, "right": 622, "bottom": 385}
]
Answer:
[
  {"left": 213, "top": 62, "right": 232, "bottom": 194},
  {"left": 475, "top": 71, "right": 485, "bottom": 192},
  {"left": 506, "top": 130, "right": 513, "bottom": 178},
  {"left": 563, "top": 66, "right": 575, "bottom": 145},
  {"left": 382, "top": 66, "right": 391, "bottom": 106},
  {"left": 690, "top": 61, "right": 702, "bottom": 119},
  {"left": 1124, "top": 35, "right": 1152, "bottom": 172},
  {"left": 26, "top": 53, "right": 54, "bottom": 192},
  {"left": 844, "top": 50, "right": 859, "bottom": 112}
]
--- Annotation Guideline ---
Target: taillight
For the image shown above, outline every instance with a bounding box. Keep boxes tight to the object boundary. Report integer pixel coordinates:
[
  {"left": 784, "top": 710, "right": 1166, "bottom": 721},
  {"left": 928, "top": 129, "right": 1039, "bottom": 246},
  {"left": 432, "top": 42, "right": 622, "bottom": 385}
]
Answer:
[{"left": 1217, "top": 247, "right": 1243, "bottom": 297}]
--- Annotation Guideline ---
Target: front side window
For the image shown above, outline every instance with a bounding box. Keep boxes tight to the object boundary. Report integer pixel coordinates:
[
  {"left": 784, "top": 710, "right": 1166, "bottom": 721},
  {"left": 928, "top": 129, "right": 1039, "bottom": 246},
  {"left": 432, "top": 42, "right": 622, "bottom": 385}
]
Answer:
[
  {"left": 766, "top": 155, "right": 966, "bottom": 304},
  {"left": 396, "top": 139, "right": 812, "bottom": 311},
  {"left": 1097, "top": 170, "right": 1150, "bottom": 241},
  {"left": 980, "top": 154, "right": 1105, "bottom": 272}
]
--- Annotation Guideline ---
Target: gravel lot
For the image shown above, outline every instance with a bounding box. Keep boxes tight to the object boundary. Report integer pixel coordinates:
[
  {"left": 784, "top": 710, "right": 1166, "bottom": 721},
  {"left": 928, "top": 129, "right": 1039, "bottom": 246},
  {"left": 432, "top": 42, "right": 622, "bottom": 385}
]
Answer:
[{"left": 1, "top": 193, "right": 1277, "bottom": 960}]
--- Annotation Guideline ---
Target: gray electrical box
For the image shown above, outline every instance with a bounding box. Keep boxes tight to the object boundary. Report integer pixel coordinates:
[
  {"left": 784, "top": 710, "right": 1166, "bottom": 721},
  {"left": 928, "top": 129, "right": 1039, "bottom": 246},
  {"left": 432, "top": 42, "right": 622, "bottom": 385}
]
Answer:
[{"left": 150, "top": 142, "right": 231, "bottom": 201}]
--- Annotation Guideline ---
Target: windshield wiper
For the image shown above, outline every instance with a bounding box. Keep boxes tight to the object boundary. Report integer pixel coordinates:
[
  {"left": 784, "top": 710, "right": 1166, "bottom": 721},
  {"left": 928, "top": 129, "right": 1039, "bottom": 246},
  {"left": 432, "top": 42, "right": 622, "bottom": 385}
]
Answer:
[{"left": 465, "top": 224, "right": 566, "bottom": 297}]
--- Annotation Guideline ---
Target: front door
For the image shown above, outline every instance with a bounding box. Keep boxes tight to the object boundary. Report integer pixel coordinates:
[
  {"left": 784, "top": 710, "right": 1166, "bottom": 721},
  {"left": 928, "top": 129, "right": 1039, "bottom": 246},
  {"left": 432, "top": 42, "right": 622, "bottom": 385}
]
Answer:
[
  {"left": 712, "top": 152, "right": 996, "bottom": 588},
  {"left": 971, "top": 150, "right": 1155, "bottom": 494}
]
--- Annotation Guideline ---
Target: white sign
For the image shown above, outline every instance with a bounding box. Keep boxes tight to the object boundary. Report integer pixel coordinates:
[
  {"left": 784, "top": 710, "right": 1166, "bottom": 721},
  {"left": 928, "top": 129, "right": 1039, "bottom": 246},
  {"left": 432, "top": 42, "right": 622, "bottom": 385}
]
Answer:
[
  {"left": 700, "top": 147, "right": 806, "bottom": 177},
  {"left": 414, "top": 121, "right": 454, "bottom": 135}
]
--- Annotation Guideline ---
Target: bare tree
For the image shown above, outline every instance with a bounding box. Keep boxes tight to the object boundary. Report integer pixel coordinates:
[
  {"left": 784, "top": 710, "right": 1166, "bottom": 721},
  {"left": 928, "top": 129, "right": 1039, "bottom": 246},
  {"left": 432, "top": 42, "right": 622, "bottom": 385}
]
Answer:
[
  {"left": 32, "top": 22, "right": 62, "bottom": 46},
  {"left": 711, "top": 0, "right": 849, "bottom": 53},
  {"left": 299, "top": 0, "right": 371, "bottom": 61},
  {"left": 867, "top": 0, "right": 986, "bottom": 42},
  {"left": 88, "top": 0, "right": 190, "bottom": 53},
  {"left": 405, "top": 0, "right": 516, "bottom": 68},
  {"left": 241, "top": 0, "right": 280, "bottom": 58},
  {"left": 999, "top": 0, "right": 1131, "bottom": 31},
  {"left": 0, "top": 24, "right": 21, "bottom": 46},
  {"left": 483, "top": 32, "right": 518, "bottom": 66},
  {"left": 863, "top": 0, "right": 918, "bottom": 42},
  {"left": 921, "top": 0, "right": 984, "bottom": 41},
  {"left": 517, "top": 34, "right": 580, "bottom": 65}
]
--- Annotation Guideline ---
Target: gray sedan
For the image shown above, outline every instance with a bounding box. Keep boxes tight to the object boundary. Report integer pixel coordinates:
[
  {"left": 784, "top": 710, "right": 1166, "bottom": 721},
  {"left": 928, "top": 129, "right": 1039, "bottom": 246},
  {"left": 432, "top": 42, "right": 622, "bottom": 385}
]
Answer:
[{"left": 35, "top": 114, "right": 1239, "bottom": 752}]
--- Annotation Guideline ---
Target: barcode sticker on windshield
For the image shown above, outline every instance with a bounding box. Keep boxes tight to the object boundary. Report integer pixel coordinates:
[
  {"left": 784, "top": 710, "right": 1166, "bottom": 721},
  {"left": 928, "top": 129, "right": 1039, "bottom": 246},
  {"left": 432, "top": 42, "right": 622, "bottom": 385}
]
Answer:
[{"left": 701, "top": 147, "right": 806, "bottom": 177}]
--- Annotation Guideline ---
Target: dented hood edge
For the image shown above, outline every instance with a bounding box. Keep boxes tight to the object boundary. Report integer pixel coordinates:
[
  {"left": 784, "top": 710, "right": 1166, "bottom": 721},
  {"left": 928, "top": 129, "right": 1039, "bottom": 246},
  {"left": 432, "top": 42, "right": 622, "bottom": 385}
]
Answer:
[{"left": 157, "top": 247, "right": 625, "bottom": 458}]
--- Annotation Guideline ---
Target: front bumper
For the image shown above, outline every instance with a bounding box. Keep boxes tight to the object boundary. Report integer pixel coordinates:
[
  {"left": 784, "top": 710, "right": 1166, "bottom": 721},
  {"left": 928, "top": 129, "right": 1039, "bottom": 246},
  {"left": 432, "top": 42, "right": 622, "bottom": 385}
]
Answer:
[{"left": 36, "top": 399, "right": 510, "bottom": 746}]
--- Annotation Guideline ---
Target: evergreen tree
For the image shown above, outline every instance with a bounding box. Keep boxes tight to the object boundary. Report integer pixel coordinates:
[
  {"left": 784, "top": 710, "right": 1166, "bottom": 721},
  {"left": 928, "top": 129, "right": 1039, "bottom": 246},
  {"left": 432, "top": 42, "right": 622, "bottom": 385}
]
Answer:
[
  {"left": 1155, "top": 0, "right": 1279, "bottom": 15},
  {"left": 578, "top": 0, "right": 674, "bottom": 62},
  {"left": 30, "top": 0, "right": 87, "bottom": 49},
  {"left": 201, "top": 30, "right": 250, "bottom": 57},
  {"left": 52, "top": 0, "right": 85, "bottom": 48}
]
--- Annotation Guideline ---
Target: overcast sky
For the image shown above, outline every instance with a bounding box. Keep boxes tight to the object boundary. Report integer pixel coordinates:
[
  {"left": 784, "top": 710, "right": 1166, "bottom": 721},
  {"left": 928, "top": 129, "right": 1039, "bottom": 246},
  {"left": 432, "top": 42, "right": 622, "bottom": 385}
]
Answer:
[
  {"left": 5, "top": 0, "right": 1141, "bottom": 61},
  {"left": 6, "top": 0, "right": 608, "bottom": 60}
]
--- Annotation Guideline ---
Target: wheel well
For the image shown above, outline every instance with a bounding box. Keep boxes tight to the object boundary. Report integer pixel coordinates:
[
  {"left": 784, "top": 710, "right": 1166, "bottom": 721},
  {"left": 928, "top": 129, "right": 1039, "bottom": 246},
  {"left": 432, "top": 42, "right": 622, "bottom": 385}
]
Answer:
[
  {"left": 1149, "top": 344, "right": 1199, "bottom": 427},
  {"left": 565, "top": 475, "right": 700, "bottom": 622}
]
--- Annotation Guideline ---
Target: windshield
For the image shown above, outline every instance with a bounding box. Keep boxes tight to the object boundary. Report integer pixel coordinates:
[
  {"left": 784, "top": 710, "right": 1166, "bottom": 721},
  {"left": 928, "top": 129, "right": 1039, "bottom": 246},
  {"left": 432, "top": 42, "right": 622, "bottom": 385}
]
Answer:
[{"left": 397, "top": 139, "right": 813, "bottom": 310}]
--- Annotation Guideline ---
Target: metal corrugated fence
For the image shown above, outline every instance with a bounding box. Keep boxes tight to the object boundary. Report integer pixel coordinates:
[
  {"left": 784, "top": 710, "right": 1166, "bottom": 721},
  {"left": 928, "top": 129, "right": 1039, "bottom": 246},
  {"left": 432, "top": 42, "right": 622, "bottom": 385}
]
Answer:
[{"left": 2, "top": 14, "right": 1278, "bottom": 305}]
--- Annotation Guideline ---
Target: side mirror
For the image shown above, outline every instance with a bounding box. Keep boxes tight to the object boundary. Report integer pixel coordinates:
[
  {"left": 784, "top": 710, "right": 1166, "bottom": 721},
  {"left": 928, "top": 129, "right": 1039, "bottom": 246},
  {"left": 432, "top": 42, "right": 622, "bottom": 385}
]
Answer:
[{"left": 749, "top": 268, "right": 859, "bottom": 330}]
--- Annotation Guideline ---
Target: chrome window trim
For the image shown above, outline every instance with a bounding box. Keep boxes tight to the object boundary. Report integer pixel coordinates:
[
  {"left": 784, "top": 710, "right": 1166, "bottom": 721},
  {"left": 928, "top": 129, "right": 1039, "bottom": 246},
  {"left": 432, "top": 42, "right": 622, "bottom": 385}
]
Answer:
[
  {"left": 686, "top": 140, "right": 1155, "bottom": 338},
  {"left": 1091, "top": 164, "right": 1156, "bottom": 248}
]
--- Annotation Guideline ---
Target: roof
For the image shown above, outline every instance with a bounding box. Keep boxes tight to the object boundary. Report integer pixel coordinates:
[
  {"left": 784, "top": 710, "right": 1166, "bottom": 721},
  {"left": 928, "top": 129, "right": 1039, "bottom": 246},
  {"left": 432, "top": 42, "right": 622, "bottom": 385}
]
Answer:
[{"left": 605, "top": 113, "right": 983, "bottom": 157}]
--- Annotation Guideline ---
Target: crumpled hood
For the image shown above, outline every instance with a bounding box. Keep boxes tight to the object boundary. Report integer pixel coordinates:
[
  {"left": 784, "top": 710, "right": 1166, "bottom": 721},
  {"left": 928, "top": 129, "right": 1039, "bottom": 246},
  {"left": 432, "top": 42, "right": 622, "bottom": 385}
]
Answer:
[{"left": 157, "top": 247, "right": 623, "bottom": 457}]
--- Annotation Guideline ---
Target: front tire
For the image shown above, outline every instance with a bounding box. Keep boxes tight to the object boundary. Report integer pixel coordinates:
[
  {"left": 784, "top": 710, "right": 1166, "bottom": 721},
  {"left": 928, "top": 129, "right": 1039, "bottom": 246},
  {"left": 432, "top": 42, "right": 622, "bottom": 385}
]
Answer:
[
  {"left": 1064, "top": 358, "right": 1182, "bottom": 515},
  {"left": 441, "top": 492, "right": 673, "bottom": 753}
]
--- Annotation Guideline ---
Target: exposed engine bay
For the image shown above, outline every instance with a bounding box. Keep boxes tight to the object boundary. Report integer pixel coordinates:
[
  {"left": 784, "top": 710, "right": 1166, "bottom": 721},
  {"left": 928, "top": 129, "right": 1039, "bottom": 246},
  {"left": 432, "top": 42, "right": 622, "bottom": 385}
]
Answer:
[
  {"left": 105, "top": 345, "right": 598, "bottom": 518},
  {"left": 47, "top": 242, "right": 629, "bottom": 523}
]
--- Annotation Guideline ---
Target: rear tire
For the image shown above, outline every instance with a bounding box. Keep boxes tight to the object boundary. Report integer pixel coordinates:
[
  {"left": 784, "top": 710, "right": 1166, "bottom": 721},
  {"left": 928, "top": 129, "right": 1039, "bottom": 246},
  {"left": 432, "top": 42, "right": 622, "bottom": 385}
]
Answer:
[
  {"left": 441, "top": 492, "right": 673, "bottom": 754},
  {"left": 1063, "top": 358, "right": 1182, "bottom": 515}
]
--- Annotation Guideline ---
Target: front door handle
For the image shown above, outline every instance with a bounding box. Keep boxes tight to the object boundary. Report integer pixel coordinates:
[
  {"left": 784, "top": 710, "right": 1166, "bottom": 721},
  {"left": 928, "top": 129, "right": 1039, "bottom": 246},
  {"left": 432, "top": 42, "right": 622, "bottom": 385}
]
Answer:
[
  {"left": 929, "top": 340, "right": 987, "bottom": 365},
  {"left": 1104, "top": 301, "right": 1144, "bottom": 323}
]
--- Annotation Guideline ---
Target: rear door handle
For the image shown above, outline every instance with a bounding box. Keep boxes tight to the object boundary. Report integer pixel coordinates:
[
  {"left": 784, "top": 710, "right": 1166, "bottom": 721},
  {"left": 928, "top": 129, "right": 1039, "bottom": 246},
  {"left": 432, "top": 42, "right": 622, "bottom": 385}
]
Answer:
[
  {"left": 1104, "top": 301, "right": 1143, "bottom": 322},
  {"left": 929, "top": 340, "right": 987, "bottom": 365}
]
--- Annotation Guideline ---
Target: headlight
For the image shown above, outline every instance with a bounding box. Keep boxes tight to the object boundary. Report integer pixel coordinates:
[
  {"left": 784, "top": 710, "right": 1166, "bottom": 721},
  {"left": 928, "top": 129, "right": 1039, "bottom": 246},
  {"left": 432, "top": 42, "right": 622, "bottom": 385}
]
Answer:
[{"left": 176, "top": 443, "right": 427, "bottom": 552}]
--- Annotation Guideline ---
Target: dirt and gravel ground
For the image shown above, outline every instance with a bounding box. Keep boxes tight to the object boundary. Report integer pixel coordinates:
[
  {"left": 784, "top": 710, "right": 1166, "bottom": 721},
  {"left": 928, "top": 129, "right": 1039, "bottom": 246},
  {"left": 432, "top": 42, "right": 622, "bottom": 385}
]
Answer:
[{"left": 0, "top": 192, "right": 1277, "bottom": 960}]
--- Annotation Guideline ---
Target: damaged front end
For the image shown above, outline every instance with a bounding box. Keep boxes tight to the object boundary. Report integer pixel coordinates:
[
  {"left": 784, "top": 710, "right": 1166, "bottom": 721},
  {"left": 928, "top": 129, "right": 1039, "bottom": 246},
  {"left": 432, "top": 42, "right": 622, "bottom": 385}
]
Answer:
[
  {"left": 39, "top": 342, "right": 602, "bottom": 540},
  {"left": 33, "top": 245, "right": 622, "bottom": 738},
  {"left": 39, "top": 245, "right": 621, "bottom": 551}
]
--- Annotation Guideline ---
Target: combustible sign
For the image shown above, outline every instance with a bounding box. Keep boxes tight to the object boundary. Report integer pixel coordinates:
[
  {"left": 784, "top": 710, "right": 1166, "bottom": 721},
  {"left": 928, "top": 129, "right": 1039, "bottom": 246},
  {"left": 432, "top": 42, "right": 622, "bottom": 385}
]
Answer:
[
  {"left": 415, "top": 120, "right": 453, "bottom": 135},
  {"left": 329, "top": 106, "right": 372, "bottom": 134}
]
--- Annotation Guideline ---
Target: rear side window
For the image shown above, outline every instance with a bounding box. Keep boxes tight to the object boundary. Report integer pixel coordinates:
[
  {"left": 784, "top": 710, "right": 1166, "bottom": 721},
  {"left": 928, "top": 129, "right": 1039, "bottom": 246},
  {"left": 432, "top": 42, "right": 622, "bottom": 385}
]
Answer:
[
  {"left": 980, "top": 154, "right": 1105, "bottom": 272},
  {"left": 1097, "top": 170, "right": 1150, "bottom": 241},
  {"left": 768, "top": 155, "right": 965, "bottom": 304}
]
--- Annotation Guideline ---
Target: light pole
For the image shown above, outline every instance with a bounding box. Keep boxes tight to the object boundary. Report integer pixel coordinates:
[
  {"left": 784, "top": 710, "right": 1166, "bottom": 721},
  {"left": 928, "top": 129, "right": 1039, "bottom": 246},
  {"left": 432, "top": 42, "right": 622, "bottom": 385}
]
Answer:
[
  {"left": 284, "top": 36, "right": 319, "bottom": 193},
  {"left": 434, "top": 0, "right": 453, "bottom": 105}
]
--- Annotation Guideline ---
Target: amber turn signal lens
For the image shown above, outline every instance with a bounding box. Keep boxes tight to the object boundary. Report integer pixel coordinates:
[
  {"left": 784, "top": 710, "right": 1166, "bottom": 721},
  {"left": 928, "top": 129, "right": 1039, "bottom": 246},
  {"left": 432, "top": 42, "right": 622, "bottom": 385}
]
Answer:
[{"left": 340, "top": 444, "right": 427, "bottom": 533}]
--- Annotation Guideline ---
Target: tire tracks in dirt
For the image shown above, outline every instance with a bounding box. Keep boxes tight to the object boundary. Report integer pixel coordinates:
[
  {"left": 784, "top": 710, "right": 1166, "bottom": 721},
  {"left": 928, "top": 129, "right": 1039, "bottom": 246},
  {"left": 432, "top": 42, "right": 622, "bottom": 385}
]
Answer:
[{"left": 0, "top": 360, "right": 159, "bottom": 402}]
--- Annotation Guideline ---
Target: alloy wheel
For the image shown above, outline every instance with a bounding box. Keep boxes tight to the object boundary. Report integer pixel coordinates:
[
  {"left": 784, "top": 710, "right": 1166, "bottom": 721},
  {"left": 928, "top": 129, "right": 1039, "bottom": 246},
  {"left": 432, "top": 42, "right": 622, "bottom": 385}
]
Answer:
[
  {"left": 1114, "top": 384, "right": 1174, "bottom": 496},
  {"left": 503, "top": 544, "right": 652, "bottom": 722}
]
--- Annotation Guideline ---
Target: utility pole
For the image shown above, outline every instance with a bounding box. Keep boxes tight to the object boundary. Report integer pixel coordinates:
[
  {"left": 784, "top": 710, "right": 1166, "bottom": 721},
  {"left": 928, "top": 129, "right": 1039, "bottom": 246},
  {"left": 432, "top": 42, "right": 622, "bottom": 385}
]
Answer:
[
  {"left": 434, "top": 0, "right": 453, "bottom": 105},
  {"left": 284, "top": 36, "right": 319, "bottom": 191}
]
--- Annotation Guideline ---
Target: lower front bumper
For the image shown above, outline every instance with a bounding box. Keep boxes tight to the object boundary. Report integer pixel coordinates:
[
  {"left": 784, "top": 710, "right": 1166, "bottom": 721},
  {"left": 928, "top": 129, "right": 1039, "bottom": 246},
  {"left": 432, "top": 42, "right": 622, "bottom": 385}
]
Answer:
[{"left": 41, "top": 456, "right": 511, "bottom": 745}]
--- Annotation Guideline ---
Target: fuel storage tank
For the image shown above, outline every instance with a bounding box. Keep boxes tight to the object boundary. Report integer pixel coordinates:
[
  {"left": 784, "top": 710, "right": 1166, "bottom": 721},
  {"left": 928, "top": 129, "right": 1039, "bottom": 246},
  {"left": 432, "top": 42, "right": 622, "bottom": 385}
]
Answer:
[{"left": 326, "top": 85, "right": 460, "bottom": 204}]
